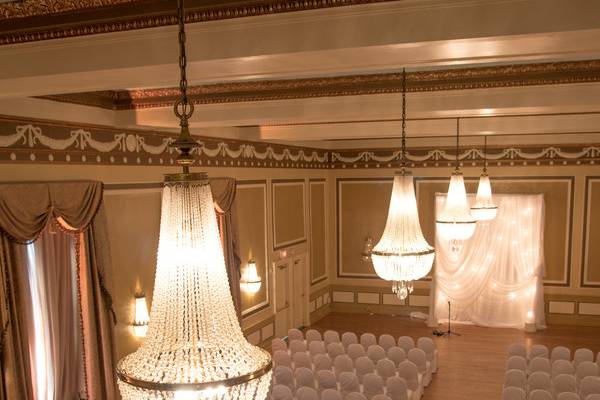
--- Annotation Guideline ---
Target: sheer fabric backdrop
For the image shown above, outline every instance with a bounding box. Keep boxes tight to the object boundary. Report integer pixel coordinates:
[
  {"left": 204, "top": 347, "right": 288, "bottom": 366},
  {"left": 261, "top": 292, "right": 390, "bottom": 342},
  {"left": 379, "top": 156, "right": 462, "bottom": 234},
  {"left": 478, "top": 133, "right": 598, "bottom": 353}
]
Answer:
[{"left": 429, "top": 194, "right": 546, "bottom": 330}]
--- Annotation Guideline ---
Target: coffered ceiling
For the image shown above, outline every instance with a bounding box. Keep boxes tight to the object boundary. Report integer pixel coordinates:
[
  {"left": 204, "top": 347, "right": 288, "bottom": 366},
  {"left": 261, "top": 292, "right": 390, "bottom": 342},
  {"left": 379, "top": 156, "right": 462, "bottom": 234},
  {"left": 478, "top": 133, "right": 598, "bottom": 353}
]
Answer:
[{"left": 0, "top": 0, "right": 600, "bottom": 148}]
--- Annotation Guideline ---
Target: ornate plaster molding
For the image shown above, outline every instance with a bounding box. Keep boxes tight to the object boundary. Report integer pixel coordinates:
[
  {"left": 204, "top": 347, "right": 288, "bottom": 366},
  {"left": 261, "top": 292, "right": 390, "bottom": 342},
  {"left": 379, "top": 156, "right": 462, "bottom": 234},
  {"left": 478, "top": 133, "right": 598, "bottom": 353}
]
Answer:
[
  {"left": 39, "top": 60, "right": 600, "bottom": 110},
  {"left": 1, "top": 115, "right": 599, "bottom": 169},
  {"left": 0, "top": 0, "right": 390, "bottom": 45}
]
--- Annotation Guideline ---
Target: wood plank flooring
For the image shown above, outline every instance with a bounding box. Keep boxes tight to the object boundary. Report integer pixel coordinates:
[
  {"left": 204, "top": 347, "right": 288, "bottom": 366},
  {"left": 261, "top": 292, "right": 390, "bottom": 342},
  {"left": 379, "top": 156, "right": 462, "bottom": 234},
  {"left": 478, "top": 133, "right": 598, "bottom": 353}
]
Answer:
[{"left": 310, "top": 312, "right": 600, "bottom": 400}]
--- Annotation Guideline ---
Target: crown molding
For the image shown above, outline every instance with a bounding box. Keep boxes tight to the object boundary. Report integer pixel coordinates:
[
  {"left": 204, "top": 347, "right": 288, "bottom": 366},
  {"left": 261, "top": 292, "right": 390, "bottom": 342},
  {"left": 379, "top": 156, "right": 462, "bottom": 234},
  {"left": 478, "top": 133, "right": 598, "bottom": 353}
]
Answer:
[
  {"left": 38, "top": 60, "right": 600, "bottom": 110},
  {"left": 0, "top": 0, "right": 392, "bottom": 46},
  {"left": 1, "top": 115, "right": 599, "bottom": 169}
]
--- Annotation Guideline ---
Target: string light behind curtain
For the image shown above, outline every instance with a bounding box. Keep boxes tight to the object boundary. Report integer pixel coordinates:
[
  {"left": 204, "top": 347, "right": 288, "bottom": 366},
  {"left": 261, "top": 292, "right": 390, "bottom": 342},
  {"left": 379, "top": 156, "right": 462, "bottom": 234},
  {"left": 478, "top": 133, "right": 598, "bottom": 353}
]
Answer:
[
  {"left": 371, "top": 69, "right": 435, "bottom": 300},
  {"left": 116, "top": 1, "right": 272, "bottom": 399}
]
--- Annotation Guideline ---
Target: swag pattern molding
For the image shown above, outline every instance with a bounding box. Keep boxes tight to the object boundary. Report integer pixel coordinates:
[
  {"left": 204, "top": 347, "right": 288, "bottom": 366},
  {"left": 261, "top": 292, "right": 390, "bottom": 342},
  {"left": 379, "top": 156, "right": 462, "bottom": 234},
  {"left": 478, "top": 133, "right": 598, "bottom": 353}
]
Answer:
[{"left": 1, "top": 117, "right": 599, "bottom": 169}]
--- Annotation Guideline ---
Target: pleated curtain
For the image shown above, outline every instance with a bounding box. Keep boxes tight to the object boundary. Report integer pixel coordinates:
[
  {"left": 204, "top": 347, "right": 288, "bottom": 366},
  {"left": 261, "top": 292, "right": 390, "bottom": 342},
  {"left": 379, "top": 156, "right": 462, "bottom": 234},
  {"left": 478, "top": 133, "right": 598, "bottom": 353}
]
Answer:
[{"left": 429, "top": 194, "right": 547, "bottom": 330}]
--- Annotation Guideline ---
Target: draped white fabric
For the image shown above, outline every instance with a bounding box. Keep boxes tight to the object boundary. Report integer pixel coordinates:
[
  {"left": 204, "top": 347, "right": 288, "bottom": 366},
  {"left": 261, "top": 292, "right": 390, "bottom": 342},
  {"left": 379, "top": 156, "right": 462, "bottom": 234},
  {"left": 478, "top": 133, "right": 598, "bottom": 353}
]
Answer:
[{"left": 429, "top": 194, "right": 546, "bottom": 330}]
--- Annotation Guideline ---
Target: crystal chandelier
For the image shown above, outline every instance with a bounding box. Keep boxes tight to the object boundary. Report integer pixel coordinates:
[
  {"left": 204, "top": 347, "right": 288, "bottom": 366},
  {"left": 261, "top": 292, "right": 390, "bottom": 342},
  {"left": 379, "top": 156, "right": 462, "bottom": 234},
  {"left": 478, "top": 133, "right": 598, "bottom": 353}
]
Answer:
[
  {"left": 370, "top": 69, "right": 435, "bottom": 300},
  {"left": 471, "top": 135, "right": 498, "bottom": 221},
  {"left": 116, "top": 1, "right": 272, "bottom": 399},
  {"left": 436, "top": 119, "right": 477, "bottom": 243}
]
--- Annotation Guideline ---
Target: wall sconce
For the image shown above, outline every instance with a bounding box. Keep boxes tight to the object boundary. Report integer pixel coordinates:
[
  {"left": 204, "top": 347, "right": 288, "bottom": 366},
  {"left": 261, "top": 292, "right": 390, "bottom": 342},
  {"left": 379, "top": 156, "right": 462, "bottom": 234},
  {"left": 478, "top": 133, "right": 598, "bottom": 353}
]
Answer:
[
  {"left": 132, "top": 294, "right": 149, "bottom": 338},
  {"left": 240, "top": 260, "right": 262, "bottom": 294},
  {"left": 361, "top": 236, "right": 374, "bottom": 262}
]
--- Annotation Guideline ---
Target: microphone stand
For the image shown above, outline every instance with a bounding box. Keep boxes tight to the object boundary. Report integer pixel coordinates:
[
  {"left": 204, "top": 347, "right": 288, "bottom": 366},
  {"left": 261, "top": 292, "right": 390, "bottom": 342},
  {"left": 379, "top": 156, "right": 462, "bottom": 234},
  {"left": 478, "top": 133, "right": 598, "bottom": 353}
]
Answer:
[{"left": 433, "top": 301, "right": 461, "bottom": 337}]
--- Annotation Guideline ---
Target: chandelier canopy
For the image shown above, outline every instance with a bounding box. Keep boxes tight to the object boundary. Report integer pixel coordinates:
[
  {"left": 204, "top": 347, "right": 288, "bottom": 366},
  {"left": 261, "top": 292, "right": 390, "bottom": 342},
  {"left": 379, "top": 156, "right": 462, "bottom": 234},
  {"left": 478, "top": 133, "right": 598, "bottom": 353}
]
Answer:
[
  {"left": 436, "top": 119, "right": 477, "bottom": 241},
  {"left": 116, "top": 1, "right": 272, "bottom": 399},
  {"left": 471, "top": 136, "right": 498, "bottom": 221},
  {"left": 371, "top": 69, "right": 435, "bottom": 300}
]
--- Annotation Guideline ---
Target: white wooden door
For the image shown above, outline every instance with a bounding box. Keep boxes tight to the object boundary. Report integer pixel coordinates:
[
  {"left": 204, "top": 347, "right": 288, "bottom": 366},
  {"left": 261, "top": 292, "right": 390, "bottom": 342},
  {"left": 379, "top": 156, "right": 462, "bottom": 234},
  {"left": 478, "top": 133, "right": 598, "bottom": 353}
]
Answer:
[{"left": 291, "top": 255, "right": 306, "bottom": 329}]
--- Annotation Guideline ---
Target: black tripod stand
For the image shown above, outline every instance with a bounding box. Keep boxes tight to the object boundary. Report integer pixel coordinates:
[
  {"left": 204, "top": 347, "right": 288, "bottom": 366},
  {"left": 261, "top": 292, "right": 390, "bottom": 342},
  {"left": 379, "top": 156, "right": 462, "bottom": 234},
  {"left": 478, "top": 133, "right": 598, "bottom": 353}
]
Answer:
[{"left": 433, "top": 301, "right": 461, "bottom": 337}]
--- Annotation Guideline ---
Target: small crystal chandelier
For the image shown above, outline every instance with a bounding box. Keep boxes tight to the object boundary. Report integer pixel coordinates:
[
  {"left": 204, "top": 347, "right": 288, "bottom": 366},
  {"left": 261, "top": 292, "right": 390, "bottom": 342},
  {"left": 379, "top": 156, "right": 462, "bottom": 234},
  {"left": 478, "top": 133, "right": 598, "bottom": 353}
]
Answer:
[
  {"left": 370, "top": 69, "right": 435, "bottom": 300},
  {"left": 471, "top": 135, "right": 498, "bottom": 221},
  {"left": 436, "top": 119, "right": 477, "bottom": 245},
  {"left": 116, "top": 1, "right": 272, "bottom": 399}
]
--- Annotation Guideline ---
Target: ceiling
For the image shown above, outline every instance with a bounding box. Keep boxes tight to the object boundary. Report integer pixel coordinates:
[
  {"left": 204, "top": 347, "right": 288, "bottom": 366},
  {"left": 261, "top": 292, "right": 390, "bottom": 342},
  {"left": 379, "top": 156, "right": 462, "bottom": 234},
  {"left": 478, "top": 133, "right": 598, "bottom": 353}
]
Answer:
[{"left": 1, "top": 0, "right": 600, "bottom": 148}]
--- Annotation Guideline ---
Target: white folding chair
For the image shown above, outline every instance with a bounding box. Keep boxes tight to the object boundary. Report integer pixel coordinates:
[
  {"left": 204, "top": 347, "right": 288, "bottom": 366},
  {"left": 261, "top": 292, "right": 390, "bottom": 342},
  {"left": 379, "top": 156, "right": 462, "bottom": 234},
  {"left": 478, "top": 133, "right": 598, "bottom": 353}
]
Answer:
[
  {"left": 363, "top": 373, "right": 384, "bottom": 400},
  {"left": 553, "top": 359, "right": 575, "bottom": 379},
  {"left": 528, "top": 371, "right": 551, "bottom": 394},
  {"left": 379, "top": 334, "right": 396, "bottom": 352},
  {"left": 339, "top": 372, "right": 360, "bottom": 397},
  {"left": 576, "top": 361, "right": 599, "bottom": 383},
  {"left": 342, "top": 332, "right": 359, "bottom": 349},
  {"left": 274, "top": 350, "right": 292, "bottom": 368},
  {"left": 347, "top": 343, "right": 366, "bottom": 361},
  {"left": 574, "top": 348, "right": 595, "bottom": 369},
  {"left": 555, "top": 393, "right": 581, "bottom": 400},
  {"left": 314, "top": 353, "right": 333, "bottom": 372},
  {"left": 506, "top": 356, "right": 527, "bottom": 372},
  {"left": 288, "top": 328, "right": 304, "bottom": 342},
  {"left": 372, "top": 395, "right": 392, "bottom": 400},
  {"left": 272, "top": 338, "right": 287, "bottom": 353},
  {"left": 376, "top": 358, "right": 396, "bottom": 381},
  {"left": 417, "top": 337, "right": 437, "bottom": 373},
  {"left": 324, "top": 330, "right": 341, "bottom": 346},
  {"left": 386, "top": 376, "right": 409, "bottom": 400},
  {"left": 387, "top": 346, "right": 406, "bottom": 367},
  {"left": 297, "top": 387, "right": 319, "bottom": 400},
  {"left": 321, "top": 389, "right": 343, "bottom": 400},
  {"left": 360, "top": 333, "right": 377, "bottom": 349},
  {"left": 530, "top": 345, "right": 549, "bottom": 360},
  {"left": 290, "top": 340, "right": 308, "bottom": 355},
  {"left": 408, "top": 348, "right": 431, "bottom": 387},
  {"left": 529, "top": 357, "right": 552, "bottom": 375},
  {"left": 310, "top": 341, "right": 327, "bottom": 358},
  {"left": 272, "top": 384, "right": 294, "bottom": 400},
  {"left": 501, "top": 387, "right": 526, "bottom": 400},
  {"left": 294, "top": 352, "right": 313, "bottom": 370},
  {"left": 397, "top": 361, "right": 421, "bottom": 400},
  {"left": 507, "top": 343, "right": 527, "bottom": 359},
  {"left": 327, "top": 342, "right": 346, "bottom": 360},
  {"left": 551, "top": 346, "right": 571, "bottom": 364},
  {"left": 295, "top": 367, "right": 317, "bottom": 390},
  {"left": 553, "top": 374, "right": 577, "bottom": 396},
  {"left": 355, "top": 356, "right": 375, "bottom": 383},
  {"left": 334, "top": 355, "right": 354, "bottom": 378},
  {"left": 306, "top": 329, "right": 323, "bottom": 344},
  {"left": 528, "top": 389, "right": 553, "bottom": 400},
  {"left": 345, "top": 393, "right": 367, "bottom": 400},
  {"left": 367, "top": 345, "right": 386, "bottom": 364},
  {"left": 504, "top": 369, "right": 527, "bottom": 390},
  {"left": 316, "top": 370, "right": 338, "bottom": 393},
  {"left": 579, "top": 376, "right": 600, "bottom": 400},
  {"left": 397, "top": 337, "right": 415, "bottom": 354},
  {"left": 274, "top": 366, "right": 295, "bottom": 392},
  {"left": 586, "top": 395, "right": 600, "bottom": 400}
]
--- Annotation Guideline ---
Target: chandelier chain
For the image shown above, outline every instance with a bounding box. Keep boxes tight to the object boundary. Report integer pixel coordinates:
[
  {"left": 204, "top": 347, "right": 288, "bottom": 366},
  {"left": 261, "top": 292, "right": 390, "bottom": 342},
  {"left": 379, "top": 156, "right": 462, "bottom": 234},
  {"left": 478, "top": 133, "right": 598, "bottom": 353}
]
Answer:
[
  {"left": 400, "top": 68, "right": 407, "bottom": 168},
  {"left": 483, "top": 135, "right": 488, "bottom": 173},
  {"left": 175, "top": 0, "right": 193, "bottom": 120},
  {"left": 455, "top": 118, "right": 460, "bottom": 171}
]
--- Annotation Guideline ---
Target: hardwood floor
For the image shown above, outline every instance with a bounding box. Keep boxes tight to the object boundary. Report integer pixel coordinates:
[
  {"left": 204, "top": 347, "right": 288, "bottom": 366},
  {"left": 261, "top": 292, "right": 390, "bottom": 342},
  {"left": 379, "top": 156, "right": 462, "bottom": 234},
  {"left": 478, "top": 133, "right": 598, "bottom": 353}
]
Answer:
[{"left": 310, "top": 312, "right": 600, "bottom": 400}]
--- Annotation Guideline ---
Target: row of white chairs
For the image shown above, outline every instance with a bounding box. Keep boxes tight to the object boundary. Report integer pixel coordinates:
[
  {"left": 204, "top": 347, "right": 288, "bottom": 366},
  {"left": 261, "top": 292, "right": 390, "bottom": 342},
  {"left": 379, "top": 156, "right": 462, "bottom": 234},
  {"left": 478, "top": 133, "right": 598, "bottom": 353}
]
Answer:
[
  {"left": 272, "top": 385, "right": 405, "bottom": 400},
  {"left": 506, "top": 356, "right": 600, "bottom": 381},
  {"left": 273, "top": 367, "right": 421, "bottom": 400},
  {"left": 274, "top": 329, "right": 437, "bottom": 373},
  {"left": 507, "top": 344, "right": 600, "bottom": 368},
  {"left": 502, "top": 387, "right": 600, "bottom": 400},
  {"left": 504, "top": 369, "right": 600, "bottom": 398}
]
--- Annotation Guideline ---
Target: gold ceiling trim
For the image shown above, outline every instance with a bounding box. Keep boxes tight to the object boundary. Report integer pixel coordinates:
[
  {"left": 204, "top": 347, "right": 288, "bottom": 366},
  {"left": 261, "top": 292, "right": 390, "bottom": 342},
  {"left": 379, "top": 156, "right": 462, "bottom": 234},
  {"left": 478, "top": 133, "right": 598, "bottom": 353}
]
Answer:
[
  {"left": 1, "top": 115, "right": 599, "bottom": 169},
  {"left": 0, "top": 0, "right": 391, "bottom": 45},
  {"left": 38, "top": 60, "right": 600, "bottom": 110}
]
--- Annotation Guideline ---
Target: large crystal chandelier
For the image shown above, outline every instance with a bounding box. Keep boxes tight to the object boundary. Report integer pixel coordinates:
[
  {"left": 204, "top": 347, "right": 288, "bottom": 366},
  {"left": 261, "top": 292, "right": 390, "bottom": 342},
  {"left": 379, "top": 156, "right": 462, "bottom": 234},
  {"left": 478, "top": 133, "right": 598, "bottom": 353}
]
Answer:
[
  {"left": 471, "top": 135, "right": 498, "bottom": 221},
  {"left": 436, "top": 119, "right": 477, "bottom": 243},
  {"left": 370, "top": 69, "right": 435, "bottom": 300},
  {"left": 116, "top": 1, "right": 272, "bottom": 399}
]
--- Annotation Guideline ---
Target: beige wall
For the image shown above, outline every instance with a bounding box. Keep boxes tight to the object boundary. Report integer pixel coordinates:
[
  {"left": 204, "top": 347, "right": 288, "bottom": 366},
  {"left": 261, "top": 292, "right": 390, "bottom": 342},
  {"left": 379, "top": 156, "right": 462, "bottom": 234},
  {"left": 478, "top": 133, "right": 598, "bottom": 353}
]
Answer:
[{"left": 330, "top": 165, "right": 600, "bottom": 326}]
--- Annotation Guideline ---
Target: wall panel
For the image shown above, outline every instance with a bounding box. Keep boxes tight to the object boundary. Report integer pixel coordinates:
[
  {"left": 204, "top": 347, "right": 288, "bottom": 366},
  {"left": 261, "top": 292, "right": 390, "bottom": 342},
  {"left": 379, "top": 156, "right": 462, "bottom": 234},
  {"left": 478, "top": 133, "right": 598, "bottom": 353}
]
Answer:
[
  {"left": 272, "top": 180, "right": 306, "bottom": 249},
  {"left": 310, "top": 180, "right": 327, "bottom": 284},
  {"left": 582, "top": 177, "right": 600, "bottom": 287}
]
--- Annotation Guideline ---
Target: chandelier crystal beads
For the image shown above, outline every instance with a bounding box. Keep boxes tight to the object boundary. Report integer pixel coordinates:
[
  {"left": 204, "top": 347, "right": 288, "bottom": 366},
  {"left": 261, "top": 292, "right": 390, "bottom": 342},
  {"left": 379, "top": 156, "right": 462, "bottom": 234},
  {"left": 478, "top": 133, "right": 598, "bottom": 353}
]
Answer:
[
  {"left": 471, "top": 136, "right": 498, "bottom": 221},
  {"left": 436, "top": 119, "right": 477, "bottom": 242},
  {"left": 371, "top": 69, "right": 435, "bottom": 300}
]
